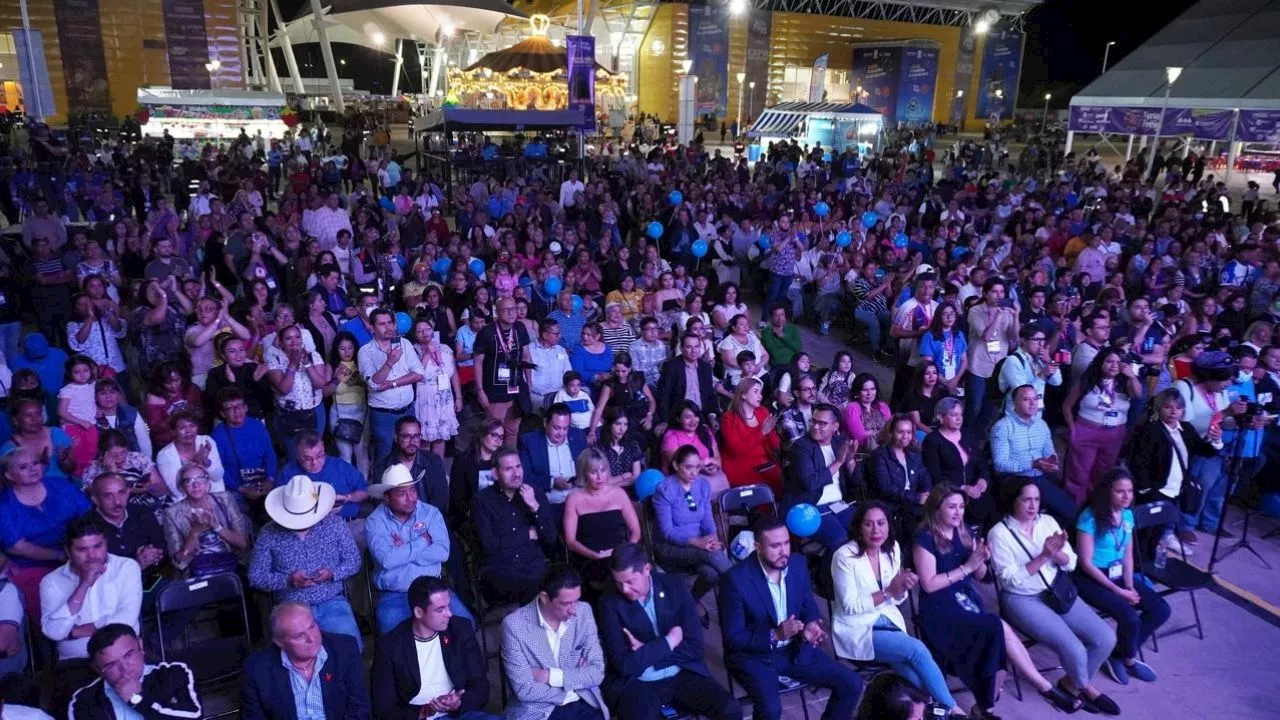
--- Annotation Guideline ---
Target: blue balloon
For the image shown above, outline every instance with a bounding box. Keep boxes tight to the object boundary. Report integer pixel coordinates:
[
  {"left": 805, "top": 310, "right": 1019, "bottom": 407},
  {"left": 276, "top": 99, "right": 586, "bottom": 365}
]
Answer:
[
  {"left": 647, "top": 221, "right": 664, "bottom": 240},
  {"left": 893, "top": 232, "right": 909, "bottom": 249},
  {"left": 835, "top": 230, "right": 853, "bottom": 248},
  {"left": 813, "top": 201, "right": 830, "bottom": 218},
  {"left": 691, "top": 239, "right": 709, "bottom": 258},
  {"left": 668, "top": 190, "right": 683, "bottom": 206},
  {"left": 395, "top": 311, "right": 412, "bottom": 336},
  {"left": 571, "top": 294, "right": 583, "bottom": 312},
  {"left": 544, "top": 276, "right": 563, "bottom": 295},
  {"left": 469, "top": 258, "right": 486, "bottom": 276},
  {"left": 1261, "top": 492, "right": 1280, "bottom": 519},
  {"left": 635, "top": 469, "right": 665, "bottom": 500},
  {"left": 786, "top": 503, "right": 822, "bottom": 538},
  {"left": 432, "top": 257, "right": 452, "bottom": 275},
  {"left": 861, "top": 210, "right": 879, "bottom": 229},
  {"left": 758, "top": 236, "right": 771, "bottom": 251}
]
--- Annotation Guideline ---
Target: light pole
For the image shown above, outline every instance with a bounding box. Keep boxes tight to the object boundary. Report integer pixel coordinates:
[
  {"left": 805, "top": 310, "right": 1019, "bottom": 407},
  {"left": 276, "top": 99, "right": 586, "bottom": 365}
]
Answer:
[
  {"left": 1146, "top": 66, "right": 1183, "bottom": 180},
  {"left": 748, "top": 81, "right": 756, "bottom": 122},
  {"left": 1041, "top": 92, "right": 1051, "bottom": 133},
  {"left": 735, "top": 71, "right": 746, "bottom": 138},
  {"left": 1102, "top": 41, "right": 1116, "bottom": 73}
]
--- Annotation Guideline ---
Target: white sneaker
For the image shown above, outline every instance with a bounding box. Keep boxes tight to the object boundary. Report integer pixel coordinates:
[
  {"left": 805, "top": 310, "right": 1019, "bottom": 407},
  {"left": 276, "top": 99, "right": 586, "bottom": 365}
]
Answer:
[{"left": 1164, "top": 535, "right": 1193, "bottom": 557}]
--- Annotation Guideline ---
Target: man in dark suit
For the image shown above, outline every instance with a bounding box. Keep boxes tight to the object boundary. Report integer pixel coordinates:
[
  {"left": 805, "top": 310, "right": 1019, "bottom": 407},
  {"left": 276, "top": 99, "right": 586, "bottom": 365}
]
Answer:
[
  {"left": 241, "top": 602, "right": 371, "bottom": 720},
  {"left": 372, "top": 576, "right": 499, "bottom": 720},
  {"left": 598, "top": 543, "right": 738, "bottom": 720},
  {"left": 518, "top": 403, "right": 587, "bottom": 507},
  {"left": 718, "top": 516, "right": 863, "bottom": 720},
  {"left": 654, "top": 334, "right": 719, "bottom": 432},
  {"left": 781, "top": 404, "right": 857, "bottom": 554}
]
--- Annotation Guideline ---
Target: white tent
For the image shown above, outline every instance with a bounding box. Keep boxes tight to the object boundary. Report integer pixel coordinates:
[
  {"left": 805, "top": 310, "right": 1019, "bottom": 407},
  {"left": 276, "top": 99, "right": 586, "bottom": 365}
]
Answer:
[
  {"left": 746, "top": 101, "right": 883, "bottom": 155},
  {"left": 277, "top": 0, "right": 523, "bottom": 51}
]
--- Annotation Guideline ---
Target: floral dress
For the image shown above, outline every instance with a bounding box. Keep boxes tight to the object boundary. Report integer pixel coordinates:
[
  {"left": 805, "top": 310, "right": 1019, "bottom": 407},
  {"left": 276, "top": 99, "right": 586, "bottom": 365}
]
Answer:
[{"left": 414, "top": 342, "right": 460, "bottom": 442}]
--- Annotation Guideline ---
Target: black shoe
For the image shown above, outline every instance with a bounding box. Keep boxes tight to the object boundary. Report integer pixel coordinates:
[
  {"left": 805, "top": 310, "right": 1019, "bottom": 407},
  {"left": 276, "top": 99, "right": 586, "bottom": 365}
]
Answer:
[
  {"left": 1042, "top": 683, "right": 1081, "bottom": 714},
  {"left": 1083, "top": 693, "right": 1120, "bottom": 716}
]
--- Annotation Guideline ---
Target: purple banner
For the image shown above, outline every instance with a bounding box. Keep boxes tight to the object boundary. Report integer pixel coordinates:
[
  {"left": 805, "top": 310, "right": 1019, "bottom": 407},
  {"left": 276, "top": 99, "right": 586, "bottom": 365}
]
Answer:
[
  {"left": 689, "top": 4, "right": 729, "bottom": 117},
  {"left": 852, "top": 46, "right": 900, "bottom": 123},
  {"left": 1069, "top": 105, "right": 1233, "bottom": 140},
  {"left": 53, "top": 0, "right": 112, "bottom": 115},
  {"left": 566, "top": 35, "right": 596, "bottom": 132},
  {"left": 976, "top": 29, "right": 1022, "bottom": 121},
  {"left": 163, "top": 0, "right": 213, "bottom": 89},
  {"left": 951, "top": 32, "right": 977, "bottom": 125},
  {"left": 896, "top": 47, "right": 938, "bottom": 125},
  {"left": 1239, "top": 110, "right": 1280, "bottom": 143},
  {"left": 743, "top": 12, "right": 772, "bottom": 125}
]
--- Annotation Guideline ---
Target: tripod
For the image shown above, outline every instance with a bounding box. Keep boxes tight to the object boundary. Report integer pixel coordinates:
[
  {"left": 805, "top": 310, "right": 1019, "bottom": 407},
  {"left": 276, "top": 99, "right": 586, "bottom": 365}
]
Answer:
[{"left": 1208, "top": 422, "right": 1271, "bottom": 571}]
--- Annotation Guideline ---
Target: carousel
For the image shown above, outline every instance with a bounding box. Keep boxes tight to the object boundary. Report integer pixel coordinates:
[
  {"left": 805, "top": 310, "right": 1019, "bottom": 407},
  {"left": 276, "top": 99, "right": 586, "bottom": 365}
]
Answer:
[{"left": 442, "top": 14, "right": 628, "bottom": 120}]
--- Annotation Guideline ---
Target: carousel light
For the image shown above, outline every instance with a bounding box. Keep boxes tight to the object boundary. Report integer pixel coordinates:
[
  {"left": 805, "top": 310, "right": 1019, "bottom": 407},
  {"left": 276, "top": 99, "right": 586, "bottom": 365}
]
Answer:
[{"left": 651, "top": 39, "right": 665, "bottom": 55}]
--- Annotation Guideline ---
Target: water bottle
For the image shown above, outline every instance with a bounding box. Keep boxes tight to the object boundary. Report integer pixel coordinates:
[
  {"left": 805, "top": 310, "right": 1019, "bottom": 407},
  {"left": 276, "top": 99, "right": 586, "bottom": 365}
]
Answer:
[{"left": 1155, "top": 533, "right": 1170, "bottom": 572}]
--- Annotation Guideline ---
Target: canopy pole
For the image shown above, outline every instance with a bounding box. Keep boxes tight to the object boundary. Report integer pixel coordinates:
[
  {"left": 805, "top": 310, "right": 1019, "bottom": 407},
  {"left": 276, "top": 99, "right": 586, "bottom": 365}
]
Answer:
[
  {"left": 270, "top": 0, "right": 305, "bottom": 94},
  {"left": 259, "top": 3, "right": 282, "bottom": 93},
  {"left": 308, "top": 0, "right": 345, "bottom": 112},
  {"left": 391, "top": 39, "right": 405, "bottom": 97},
  {"left": 1124, "top": 133, "right": 1134, "bottom": 161}
]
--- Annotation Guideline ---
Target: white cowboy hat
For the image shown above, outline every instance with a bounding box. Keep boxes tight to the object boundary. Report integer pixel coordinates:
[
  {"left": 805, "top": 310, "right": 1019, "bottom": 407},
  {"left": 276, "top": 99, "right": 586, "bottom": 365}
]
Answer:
[
  {"left": 265, "top": 475, "right": 336, "bottom": 531},
  {"left": 368, "top": 463, "right": 416, "bottom": 500}
]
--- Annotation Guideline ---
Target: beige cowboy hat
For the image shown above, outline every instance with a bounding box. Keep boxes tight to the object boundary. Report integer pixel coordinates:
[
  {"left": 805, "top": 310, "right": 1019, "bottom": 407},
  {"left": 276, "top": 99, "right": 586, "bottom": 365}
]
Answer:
[
  {"left": 368, "top": 463, "right": 416, "bottom": 500},
  {"left": 265, "top": 475, "right": 336, "bottom": 531}
]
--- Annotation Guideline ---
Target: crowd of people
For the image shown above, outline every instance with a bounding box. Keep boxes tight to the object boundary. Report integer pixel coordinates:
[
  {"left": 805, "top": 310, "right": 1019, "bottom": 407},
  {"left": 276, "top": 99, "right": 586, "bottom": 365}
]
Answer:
[{"left": 0, "top": 108, "right": 1276, "bottom": 720}]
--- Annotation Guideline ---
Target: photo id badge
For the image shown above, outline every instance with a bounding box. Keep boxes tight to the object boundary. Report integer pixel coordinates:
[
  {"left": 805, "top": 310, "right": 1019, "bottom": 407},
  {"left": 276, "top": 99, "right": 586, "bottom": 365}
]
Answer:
[{"left": 436, "top": 373, "right": 451, "bottom": 391}]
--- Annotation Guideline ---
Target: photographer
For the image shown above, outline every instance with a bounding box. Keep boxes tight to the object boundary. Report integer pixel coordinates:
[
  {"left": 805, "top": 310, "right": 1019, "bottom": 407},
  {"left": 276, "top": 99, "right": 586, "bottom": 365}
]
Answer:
[
  {"left": 854, "top": 672, "right": 931, "bottom": 720},
  {"left": 1175, "top": 351, "right": 1254, "bottom": 540}
]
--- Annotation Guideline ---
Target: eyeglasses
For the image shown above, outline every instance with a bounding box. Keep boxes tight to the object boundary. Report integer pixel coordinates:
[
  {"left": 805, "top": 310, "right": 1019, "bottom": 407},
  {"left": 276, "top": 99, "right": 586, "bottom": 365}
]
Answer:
[
  {"left": 487, "top": 431, "right": 506, "bottom": 440},
  {"left": 798, "top": 386, "right": 816, "bottom": 392}
]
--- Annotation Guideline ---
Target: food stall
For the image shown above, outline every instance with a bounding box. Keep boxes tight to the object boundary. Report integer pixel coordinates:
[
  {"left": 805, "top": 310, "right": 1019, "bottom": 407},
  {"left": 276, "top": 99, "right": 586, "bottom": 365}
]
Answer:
[{"left": 136, "top": 88, "right": 295, "bottom": 140}]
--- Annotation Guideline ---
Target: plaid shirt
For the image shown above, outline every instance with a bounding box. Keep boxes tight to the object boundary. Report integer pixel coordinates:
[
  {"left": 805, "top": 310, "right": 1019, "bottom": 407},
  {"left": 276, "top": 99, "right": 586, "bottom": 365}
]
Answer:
[
  {"left": 628, "top": 339, "right": 668, "bottom": 386},
  {"left": 778, "top": 405, "right": 812, "bottom": 447}
]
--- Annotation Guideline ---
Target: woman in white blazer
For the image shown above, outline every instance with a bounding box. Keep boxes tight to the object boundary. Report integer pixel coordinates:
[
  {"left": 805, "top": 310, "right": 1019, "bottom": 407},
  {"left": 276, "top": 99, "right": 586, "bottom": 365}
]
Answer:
[{"left": 832, "top": 501, "right": 964, "bottom": 716}]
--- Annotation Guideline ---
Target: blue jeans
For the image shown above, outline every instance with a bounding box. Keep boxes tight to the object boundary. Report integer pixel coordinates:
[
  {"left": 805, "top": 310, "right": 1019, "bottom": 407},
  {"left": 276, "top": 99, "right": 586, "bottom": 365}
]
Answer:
[
  {"left": 375, "top": 590, "right": 475, "bottom": 635},
  {"left": 871, "top": 617, "right": 957, "bottom": 709},
  {"left": 312, "top": 597, "right": 362, "bottom": 651},
  {"left": 964, "top": 374, "right": 988, "bottom": 423},
  {"left": 0, "top": 321, "right": 21, "bottom": 364},
  {"left": 765, "top": 272, "right": 792, "bottom": 314},
  {"left": 368, "top": 406, "right": 414, "bottom": 466},
  {"left": 853, "top": 308, "right": 891, "bottom": 352},
  {"left": 1183, "top": 454, "right": 1227, "bottom": 532}
]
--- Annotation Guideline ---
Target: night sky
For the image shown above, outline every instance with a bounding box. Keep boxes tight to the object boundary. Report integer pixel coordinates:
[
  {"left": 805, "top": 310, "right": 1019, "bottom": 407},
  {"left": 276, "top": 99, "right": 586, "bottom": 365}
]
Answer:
[{"left": 274, "top": 0, "right": 1202, "bottom": 105}]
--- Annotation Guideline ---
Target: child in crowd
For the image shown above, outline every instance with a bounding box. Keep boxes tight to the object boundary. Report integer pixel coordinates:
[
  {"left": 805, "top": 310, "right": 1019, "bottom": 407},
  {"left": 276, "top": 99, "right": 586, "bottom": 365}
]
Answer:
[
  {"left": 554, "top": 371, "right": 595, "bottom": 430},
  {"left": 58, "top": 354, "right": 101, "bottom": 472}
]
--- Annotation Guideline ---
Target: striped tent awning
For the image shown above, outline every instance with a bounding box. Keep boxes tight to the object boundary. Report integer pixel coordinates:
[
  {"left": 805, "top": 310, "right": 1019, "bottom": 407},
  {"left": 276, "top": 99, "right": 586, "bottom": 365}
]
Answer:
[
  {"left": 745, "top": 101, "right": 881, "bottom": 138},
  {"left": 747, "top": 110, "right": 805, "bottom": 138}
]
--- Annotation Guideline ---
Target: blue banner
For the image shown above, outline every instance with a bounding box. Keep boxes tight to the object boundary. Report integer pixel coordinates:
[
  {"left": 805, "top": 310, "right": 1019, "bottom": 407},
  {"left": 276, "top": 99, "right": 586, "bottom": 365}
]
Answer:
[
  {"left": 11, "top": 29, "right": 56, "bottom": 119},
  {"left": 689, "top": 4, "right": 729, "bottom": 118},
  {"left": 976, "top": 29, "right": 1022, "bottom": 121},
  {"left": 896, "top": 47, "right": 938, "bottom": 125},
  {"left": 852, "top": 46, "right": 900, "bottom": 123},
  {"left": 1239, "top": 110, "right": 1280, "bottom": 143},
  {"left": 565, "top": 35, "right": 596, "bottom": 132}
]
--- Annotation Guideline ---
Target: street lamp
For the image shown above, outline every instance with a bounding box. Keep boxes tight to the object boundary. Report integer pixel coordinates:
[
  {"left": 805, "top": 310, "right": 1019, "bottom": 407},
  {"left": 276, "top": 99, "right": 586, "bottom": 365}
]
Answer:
[
  {"left": 729, "top": 0, "right": 747, "bottom": 16},
  {"left": 735, "top": 71, "right": 746, "bottom": 138},
  {"left": 748, "top": 80, "right": 756, "bottom": 121},
  {"left": 974, "top": 19, "right": 990, "bottom": 34},
  {"left": 1041, "top": 92, "right": 1052, "bottom": 133},
  {"left": 1146, "top": 66, "right": 1183, "bottom": 180},
  {"left": 1102, "top": 41, "right": 1116, "bottom": 73}
]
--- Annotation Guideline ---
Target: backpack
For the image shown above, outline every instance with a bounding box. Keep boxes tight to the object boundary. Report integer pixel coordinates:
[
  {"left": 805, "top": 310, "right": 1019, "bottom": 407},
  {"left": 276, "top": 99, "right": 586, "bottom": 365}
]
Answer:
[{"left": 987, "top": 352, "right": 1024, "bottom": 403}]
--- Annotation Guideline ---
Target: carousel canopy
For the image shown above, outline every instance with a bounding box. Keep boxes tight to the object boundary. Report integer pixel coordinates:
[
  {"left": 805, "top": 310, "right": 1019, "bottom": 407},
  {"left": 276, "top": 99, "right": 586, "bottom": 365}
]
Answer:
[
  {"left": 276, "top": 0, "right": 525, "bottom": 51},
  {"left": 464, "top": 35, "right": 612, "bottom": 74}
]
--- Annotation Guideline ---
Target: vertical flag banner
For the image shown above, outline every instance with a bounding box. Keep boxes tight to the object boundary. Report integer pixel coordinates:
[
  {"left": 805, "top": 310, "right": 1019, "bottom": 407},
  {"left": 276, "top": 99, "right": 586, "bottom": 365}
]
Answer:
[
  {"left": 689, "top": 4, "right": 730, "bottom": 118},
  {"left": 951, "top": 32, "right": 977, "bottom": 124},
  {"left": 976, "top": 29, "right": 1022, "bottom": 121},
  {"left": 808, "top": 53, "right": 829, "bottom": 103},
  {"left": 896, "top": 47, "right": 938, "bottom": 124},
  {"left": 852, "top": 47, "right": 900, "bottom": 122},
  {"left": 743, "top": 12, "right": 772, "bottom": 120},
  {"left": 11, "top": 29, "right": 56, "bottom": 119},
  {"left": 566, "top": 35, "right": 596, "bottom": 131},
  {"left": 53, "top": 0, "right": 112, "bottom": 115},
  {"left": 163, "top": 0, "right": 214, "bottom": 89}
]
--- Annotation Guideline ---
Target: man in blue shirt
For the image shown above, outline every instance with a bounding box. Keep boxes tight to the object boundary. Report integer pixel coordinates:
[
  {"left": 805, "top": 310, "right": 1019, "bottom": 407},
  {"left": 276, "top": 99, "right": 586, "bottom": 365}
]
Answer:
[
  {"left": 990, "top": 385, "right": 1078, "bottom": 525},
  {"left": 366, "top": 464, "right": 473, "bottom": 634},
  {"left": 211, "top": 387, "right": 277, "bottom": 503},
  {"left": 598, "top": 543, "right": 738, "bottom": 720},
  {"left": 277, "top": 432, "right": 367, "bottom": 524}
]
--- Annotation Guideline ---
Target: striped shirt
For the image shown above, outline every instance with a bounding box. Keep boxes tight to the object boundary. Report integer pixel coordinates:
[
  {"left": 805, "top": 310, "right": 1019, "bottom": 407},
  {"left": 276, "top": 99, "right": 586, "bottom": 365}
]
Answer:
[
  {"left": 284, "top": 644, "right": 328, "bottom": 720},
  {"left": 990, "top": 413, "right": 1054, "bottom": 477}
]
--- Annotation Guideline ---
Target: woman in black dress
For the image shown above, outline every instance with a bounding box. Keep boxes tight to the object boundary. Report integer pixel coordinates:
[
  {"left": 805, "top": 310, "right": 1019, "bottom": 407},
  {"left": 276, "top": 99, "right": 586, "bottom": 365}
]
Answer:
[
  {"left": 902, "top": 359, "right": 951, "bottom": 442},
  {"left": 921, "top": 397, "right": 997, "bottom": 530},
  {"left": 914, "top": 485, "right": 1076, "bottom": 718},
  {"left": 563, "top": 448, "right": 641, "bottom": 597}
]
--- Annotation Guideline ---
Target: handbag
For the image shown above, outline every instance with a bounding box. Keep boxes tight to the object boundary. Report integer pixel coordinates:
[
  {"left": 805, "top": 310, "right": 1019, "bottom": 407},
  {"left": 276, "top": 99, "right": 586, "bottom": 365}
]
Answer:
[
  {"left": 277, "top": 406, "right": 317, "bottom": 436},
  {"left": 1004, "top": 520, "right": 1078, "bottom": 614},
  {"left": 334, "top": 418, "right": 364, "bottom": 443}
]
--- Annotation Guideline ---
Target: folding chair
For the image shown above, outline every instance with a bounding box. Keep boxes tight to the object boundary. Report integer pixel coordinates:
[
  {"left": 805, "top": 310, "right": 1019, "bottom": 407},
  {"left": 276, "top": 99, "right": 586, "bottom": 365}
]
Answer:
[
  {"left": 154, "top": 573, "right": 253, "bottom": 720},
  {"left": 716, "top": 484, "right": 777, "bottom": 553},
  {"left": 461, "top": 534, "right": 520, "bottom": 661},
  {"left": 1132, "top": 499, "right": 1212, "bottom": 646}
]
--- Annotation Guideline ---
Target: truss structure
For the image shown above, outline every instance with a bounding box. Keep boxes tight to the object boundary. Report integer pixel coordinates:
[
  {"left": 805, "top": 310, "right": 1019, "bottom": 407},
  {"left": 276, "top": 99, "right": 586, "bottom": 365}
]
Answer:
[{"left": 748, "top": 0, "right": 1033, "bottom": 30}]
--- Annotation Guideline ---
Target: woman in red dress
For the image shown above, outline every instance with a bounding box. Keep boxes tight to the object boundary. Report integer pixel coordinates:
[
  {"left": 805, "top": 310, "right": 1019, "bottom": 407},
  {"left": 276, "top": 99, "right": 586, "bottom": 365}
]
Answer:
[{"left": 720, "top": 377, "right": 782, "bottom": 493}]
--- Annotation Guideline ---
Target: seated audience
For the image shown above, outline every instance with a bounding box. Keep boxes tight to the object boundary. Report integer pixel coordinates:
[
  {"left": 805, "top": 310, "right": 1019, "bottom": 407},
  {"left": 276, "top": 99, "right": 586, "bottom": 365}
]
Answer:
[
  {"left": 448, "top": 418, "right": 506, "bottom": 524},
  {"left": 922, "top": 398, "right": 996, "bottom": 528},
  {"left": 868, "top": 413, "right": 933, "bottom": 528},
  {"left": 989, "top": 385, "right": 1078, "bottom": 525},
  {"left": 781, "top": 403, "right": 857, "bottom": 554},
  {"left": 241, "top": 602, "right": 371, "bottom": 720},
  {"left": 598, "top": 407, "right": 645, "bottom": 489},
  {"left": 717, "top": 515, "right": 864, "bottom": 720},
  {"left": 86, "top": 472, "right": 167, "bottom": 583},
  {"left": 68, "top": 624, "right": 201, "bottom": 720},
  {"left": 1074, "top": 469, "right": 1170, "bottom": 685},
  {"left": 371, "top": 576, "right": 498, "bottom": 720},
  {"left": 520, "top": 403, "right": 589, "bottom": 508},
  {"left": 659, "top": 401, "right": 729, "bottom": 497},
  {"left": 832, "top": 502, "right": 962, "bottom": 715},
  {"left": 598, "top": 543, "right": 739, "bottom": 720},
  {"left": 0, "top": 576, "right": 29, "bottom": 678},
  {"left": 81, "top": 430, "right": 166, "bottom": 514},
  {"left": 248, "top": 475, "right": 363, "bottom": 645},
  {"left": 989, "top": 477, "right": 1120, "bottom": 715},
  {"left": 370, "top": 416, "right": 450, "bottom": 514},
  {"left": 156, "top": 411, "right": 225, "bottom": 499},
  {"left": 276, "top": 431, "right": 368, "bottom": 528},
  {"left": 501, "top": 564, "right": 608, "bottom": 720},
  {"left": 720, "top": 378, "right": 783, "bottom": 493},
  {"left": 853, "top": 672, "right": 931, "bottom": 720},
  {"left": 563, "top": 449, "right": 641, "bottom": 591},
  {"left": 652, "top": 445, "right": 732, "bottom": 607},
  {"left": 209, "top": 387, "right": 277, "bottom": 505},
  {"left": 471, "top": 448, "right": 559, "bottom": 604}
]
